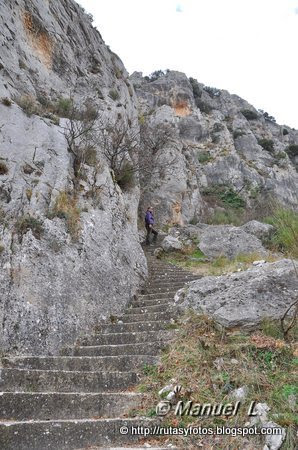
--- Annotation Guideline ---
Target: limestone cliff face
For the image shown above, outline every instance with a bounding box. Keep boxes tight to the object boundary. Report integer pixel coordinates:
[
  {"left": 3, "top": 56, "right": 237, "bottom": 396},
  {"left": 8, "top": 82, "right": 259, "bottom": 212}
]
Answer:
[
  {"left": 0, "top": 0, "right": 146, "bottom": 355},
  {"left": 132, "top": 71, "right": 298, "bottom": 226}
]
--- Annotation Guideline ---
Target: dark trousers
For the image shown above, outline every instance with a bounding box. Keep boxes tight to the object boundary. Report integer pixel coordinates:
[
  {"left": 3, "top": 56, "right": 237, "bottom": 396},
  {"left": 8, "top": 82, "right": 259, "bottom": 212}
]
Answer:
[{"left": 145, "top": 224, "right": 158, "bottom": 245}]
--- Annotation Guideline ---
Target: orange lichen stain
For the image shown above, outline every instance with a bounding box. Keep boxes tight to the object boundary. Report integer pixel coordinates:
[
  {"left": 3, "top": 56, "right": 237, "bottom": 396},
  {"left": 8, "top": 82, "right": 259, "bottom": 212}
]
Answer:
[
  {"left": 172, "top": 201, "right": 184, "bottom": 225},
  {"left": 173, "top": 100, "right": 191, "bottom": 117},
  {"left": 23, "top": 11, "right": 53, "bottom": 69}
]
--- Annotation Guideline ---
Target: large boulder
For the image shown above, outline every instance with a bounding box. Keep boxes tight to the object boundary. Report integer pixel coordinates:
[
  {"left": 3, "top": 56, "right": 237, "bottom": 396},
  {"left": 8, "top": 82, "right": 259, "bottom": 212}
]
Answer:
[
  {"left": 161, "top": 235, "right": 183, "bottom": 252},
  {"left": 241, "top": 220, "right": 274, "bottom": 241},
  {"left": 198, "top": 225, "right": 267, "bottom": 259},
  {"left": 175, "top": 260, "right": 298, "bottom": 329}
]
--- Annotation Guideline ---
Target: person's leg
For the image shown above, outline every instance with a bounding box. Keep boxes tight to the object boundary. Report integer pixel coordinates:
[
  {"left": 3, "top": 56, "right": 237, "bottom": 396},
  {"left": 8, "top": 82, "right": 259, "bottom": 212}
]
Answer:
[
  {"left": 152, "top": 227, "right": 158, "bottom": 242},
  {"left": 145, "top": 225, "right": 151, "bottom": 245}
]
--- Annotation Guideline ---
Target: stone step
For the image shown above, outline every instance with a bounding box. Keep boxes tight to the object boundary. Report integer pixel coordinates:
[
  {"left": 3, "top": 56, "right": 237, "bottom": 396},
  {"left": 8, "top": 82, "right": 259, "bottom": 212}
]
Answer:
[
  {"left": 145, "top": 280, "right": 188, "bottom": 287},
  {"left": 0, "top": 418, "right": 156, "bottom": 450},
  {"left": 149, "top": 270, "right": 197, "bottom": 276},
  {"left": 147, "top": 263, "right": 182, "bottom": 270},
  {"left": 141, "top": 286, "right": 184, "bottom": 295},
  {"left": 79, "top": 330, "right": 174, "bottom": 346},
  {"left": 0, "top": 392, "right": 144, "bottom": 421},
  {"left": 0, "top": 368, "right": 138, "bottom": 393},
  {"left": 2, "top": 355, "right": 158, "bottom": 373},
  {"left": 129, "top": 300, "right": 174, "bottom": 309},
  {"left": 119, "top": 310, "right": 178, "bottom": 323},
  {"left": 148, "top": 275, "right": 191, "bottom": 281},
  {"left": 72, "top": 341, "right": 167, "bottom": 357},
  {"left": 95, "top": 320, "right": 173, "bottom": 334},
  {"left": 138, "top": 291, "right": 177, "bottom": 300},
  {"left": 125, "top": 303, "right": 171, "bottom": 314},
  {"left": 148, "top": 279, "right": 196, "bottom": 285}
]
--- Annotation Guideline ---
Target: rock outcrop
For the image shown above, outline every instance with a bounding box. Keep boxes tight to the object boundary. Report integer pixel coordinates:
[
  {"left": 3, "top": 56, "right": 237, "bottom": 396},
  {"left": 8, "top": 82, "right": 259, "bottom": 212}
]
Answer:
[
  {"left": 0, "top": 0, "right": 146, "bottom": 355},
  {"left": 198, "top": 225, "right": 268, "bottom": 259},
  {"left": 160, "top": 221, "right": 270, "bottom": 259},
  {"left": 132, "top": 71, "right": 298, "bottom": 227},
  {"left": 174, "top": 260, "right": 298, "bottom": 329}
]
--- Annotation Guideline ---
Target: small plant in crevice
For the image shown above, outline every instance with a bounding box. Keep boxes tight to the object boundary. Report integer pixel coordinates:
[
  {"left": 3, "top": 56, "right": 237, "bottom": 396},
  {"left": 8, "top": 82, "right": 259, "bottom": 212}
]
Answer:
[
  {"left": 1, "top": 97, "right": 12, "bottom": 107},
  {"left": 258, "top": 138, "right": 275, "bottom": 153},
  {"left": 233, "top": 129, "right": 246, "bottom": 139},
  {"left": 285, "top": 144, "right": 298, "bottom": 159},
  {"left": 197, "top": 150, "right": 212, "bottom": 164},
  {"left": 109, "top": 89, "right": 120, "bottom": 101},
  {"left": 204, "top": 86, "right": 221, "bottom": 98},
  {"left": 14, "top": 94, "right": 39, "bottom": 116},
  {"left": 49, "top": 191, "right": 81, "bottom": 240},
  {"left": 15, "top": 215, "right": 44, "bottom": 242},
  {"left": 241, "top": 109, "right": 259, "bottom": 121},
  {"left": 0, "top": 162, "right": 8, "bottom": 175},
  {"left": 84, "top": 147, "right": 98, "bottom": 167}
]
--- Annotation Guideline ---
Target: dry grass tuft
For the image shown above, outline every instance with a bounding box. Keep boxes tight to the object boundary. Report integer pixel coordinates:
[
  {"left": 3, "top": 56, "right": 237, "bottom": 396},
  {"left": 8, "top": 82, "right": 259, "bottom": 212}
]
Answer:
[{"left": 50, "top": 192, "right": 81, "bottom": 240}]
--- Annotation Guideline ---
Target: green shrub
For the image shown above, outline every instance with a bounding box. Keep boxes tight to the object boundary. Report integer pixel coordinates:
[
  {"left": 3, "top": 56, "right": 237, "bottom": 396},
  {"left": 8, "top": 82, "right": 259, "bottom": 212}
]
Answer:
[
  {"left": 204, "top": 86, "right": 221, "bottom": 98},
  {"left": 114, "top": 67, "right": 123, "bottom": 79},
  {"left": 15, "top": 216, "right": 44, "bottom": 241},
  {"left": 264, "top": 207, "right": 298, "bottom": 257},
  {"left": 195, "top": 98, "right": 213, "bottom": 114},
  {"left": 147, "top": 70, "right": 167, "bottom": 82},
  {"left": 259, "top": 110, "right": 276, "bottom": 123},
  {"left": 37, "top": 94, "right": 50, "bottom": 108},
  {"left": 275, "top": 152, "right": 287, "bottom": 160},
  {"left": 0, "top": 162, "right": 8, "bottom": 175},
  {"left": 55, "top": 97, "right": 73, "bottom": 118},
  {"left": 109, "top": 89, "right": 120, "bottom": 101},
  {"left": 258, "top": 138, "right": 275, "bottom": 153},
  {"left": 241, "top": 109, "right": 259, "bottom": 120},
  {"left": 219, "top": 187, "right": 246, "bottom": 209},
  {"left": 189, "top": 77, "right": 202, "bottom": 98},
  {"left": 0, "top": 208, "right": 5, "bottom": 225},
  {"left": 189, "top": 217, "right": 198, "bottom": 225},
  {"left": 233, "top": 130, "right": 246, "bottom": 139},
  {"left": 285, "top": 144, "right": 298, "bottom": 158},
  {"left": 197, "top": 151, "right": 212, "bottom": 164},
  {"left": 0, "top": 243, "right": 4, "bottom": 253}
]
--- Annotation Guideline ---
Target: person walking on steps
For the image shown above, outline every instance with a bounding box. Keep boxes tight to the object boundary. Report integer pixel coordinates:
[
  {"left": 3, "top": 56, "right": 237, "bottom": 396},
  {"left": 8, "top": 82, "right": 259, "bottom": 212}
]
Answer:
[{"left": 145, "top": 206, "right": 158, "bottom": 245}]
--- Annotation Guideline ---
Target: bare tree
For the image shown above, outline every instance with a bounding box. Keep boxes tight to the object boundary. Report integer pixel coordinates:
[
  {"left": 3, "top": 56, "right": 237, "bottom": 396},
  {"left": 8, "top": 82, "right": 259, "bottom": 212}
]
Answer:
[
  {"left": 138, "top": 121, "right": 179, "bottom": 184},
  {"left": 62, "top": 98, "right": 179, "bottom": 191},
  {"left": 97, "top": 117, "right": 139, "bottom": 185},
  {"left": 62, "top": 100, "right": 99, "bottom": 182}
]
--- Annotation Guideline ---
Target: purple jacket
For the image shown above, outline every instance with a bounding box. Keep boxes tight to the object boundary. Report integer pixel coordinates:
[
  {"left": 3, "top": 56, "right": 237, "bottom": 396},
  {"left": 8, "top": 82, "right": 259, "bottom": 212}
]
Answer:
[{"left": 145, "top": 211, "right": 154, "bottom": 225}]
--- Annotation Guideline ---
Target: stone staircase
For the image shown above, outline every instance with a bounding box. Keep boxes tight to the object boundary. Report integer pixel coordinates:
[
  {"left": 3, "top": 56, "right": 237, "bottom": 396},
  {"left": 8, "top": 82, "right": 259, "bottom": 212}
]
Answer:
[{"left": 0, "top": 242, "right": 200, "bottom": 449}]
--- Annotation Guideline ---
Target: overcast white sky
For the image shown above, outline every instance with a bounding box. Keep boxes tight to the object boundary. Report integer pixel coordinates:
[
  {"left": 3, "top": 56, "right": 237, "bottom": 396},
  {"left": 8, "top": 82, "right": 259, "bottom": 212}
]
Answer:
[{"left": 78, "top": 0, "right": 298, "bottom": 128}]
